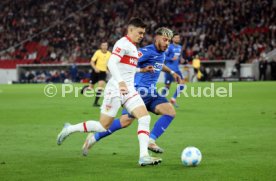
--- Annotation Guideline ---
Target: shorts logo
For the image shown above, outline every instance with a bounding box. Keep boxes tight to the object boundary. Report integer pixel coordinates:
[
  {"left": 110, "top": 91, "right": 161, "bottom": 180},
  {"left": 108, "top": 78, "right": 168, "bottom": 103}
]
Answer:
[
  {"left": 115, "top": 47, "right": 121, "bottom": 54},
  {"left": 138, "top": 51, "right": 143, "bottom": 58},
  {"left": 105, "top": 104, "right": 112, "bottom": 111}
]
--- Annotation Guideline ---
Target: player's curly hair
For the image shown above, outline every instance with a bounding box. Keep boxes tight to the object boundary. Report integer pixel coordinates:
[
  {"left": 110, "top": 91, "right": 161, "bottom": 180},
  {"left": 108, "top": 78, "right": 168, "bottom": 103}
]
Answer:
[{"left": 155, "top": 27, "right": 173, "bottom": 39}]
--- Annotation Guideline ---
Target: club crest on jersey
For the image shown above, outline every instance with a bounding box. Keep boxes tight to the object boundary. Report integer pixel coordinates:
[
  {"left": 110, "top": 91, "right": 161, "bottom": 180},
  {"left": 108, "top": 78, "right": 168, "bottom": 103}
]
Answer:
[
  {"left": 115, "top": 47, "right": 121, "bottom": 54},
  {"left": 138, "top": 51, "right": 143, "bottom": 58}
]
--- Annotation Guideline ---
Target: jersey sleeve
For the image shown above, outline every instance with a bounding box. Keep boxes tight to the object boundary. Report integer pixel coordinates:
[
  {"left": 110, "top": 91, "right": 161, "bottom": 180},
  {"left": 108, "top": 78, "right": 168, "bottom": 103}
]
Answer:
[
  {"left": 91, "top": 50, "right": 99, "bottom": 62},
  {"left": 107, "top": 41, "right": 127, "bottom": 83},
  {"left": 111, "top": 42, "right": 127, "bottom": 59}
]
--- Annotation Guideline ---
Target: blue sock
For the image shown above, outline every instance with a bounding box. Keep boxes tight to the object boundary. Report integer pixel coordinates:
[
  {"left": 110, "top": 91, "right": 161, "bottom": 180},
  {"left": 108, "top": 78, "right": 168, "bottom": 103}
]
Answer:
[
  {"left": 173, "top": 84, "right": 185, "bottom": 99},
  {"left": 94, "top": 118, "right": 122, "bottom": 141},
  {"left": 150, "top": 115, "right": 174, "bottom": 140}
]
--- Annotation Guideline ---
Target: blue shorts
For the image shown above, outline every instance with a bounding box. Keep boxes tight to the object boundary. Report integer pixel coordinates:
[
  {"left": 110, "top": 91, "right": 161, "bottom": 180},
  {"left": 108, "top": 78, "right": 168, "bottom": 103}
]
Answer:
[
  {"left": 122, "top": 89, "right": 168, "bottom": 118},
  {"left": 164, "top": 70, "right": 183, "bottom": 84}
]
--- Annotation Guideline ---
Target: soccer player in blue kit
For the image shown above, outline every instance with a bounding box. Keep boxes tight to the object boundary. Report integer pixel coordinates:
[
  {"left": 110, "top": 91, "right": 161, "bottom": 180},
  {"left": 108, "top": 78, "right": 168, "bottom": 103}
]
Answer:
[
  {"left": 163, "top": 33, "right": 186, "bottom": 107},
  {"left": 82, "top": 27, "right": 181, "bottom": 156}
]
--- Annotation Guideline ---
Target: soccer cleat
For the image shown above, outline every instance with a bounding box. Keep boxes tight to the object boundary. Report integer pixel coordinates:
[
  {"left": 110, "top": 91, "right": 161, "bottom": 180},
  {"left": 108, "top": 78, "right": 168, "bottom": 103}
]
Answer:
[
  {"left": 93, "top": 103, "right": 101, "bottom": 107},
  {"left": 170, "top": 98, "right": 179, "bottom": 108},
  {"left": 148, "top": 142, "right": 164, "bottom": 154},
  {"left": 138, "top": 156, "right": 162, "bottom": 166},
  {"left": 82, "top": 133, "right": 97, "bottom": 156},
  {"left": 57, "top": 123, "right": 71, "bottom": 145}
]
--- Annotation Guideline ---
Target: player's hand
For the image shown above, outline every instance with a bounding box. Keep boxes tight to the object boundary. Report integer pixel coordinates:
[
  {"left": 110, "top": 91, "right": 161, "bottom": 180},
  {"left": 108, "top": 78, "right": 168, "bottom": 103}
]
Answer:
[
  {"left": 94, "top": 68, "right": 100, "bottom": 73},
  {"left": 180, "top": 58, "right": 186, "bottom": 64},
  {"left": 173, "top": 73, "right": 181, "bottom": 84},
  {"left": 172, "top": 56, "right": 178, "bottom": 60},
  {"left": 141, "top": 65, "right": 154, "bottom": 73},
  {"left": 119, "top": 81, "right": 129, "bottom": 95}
]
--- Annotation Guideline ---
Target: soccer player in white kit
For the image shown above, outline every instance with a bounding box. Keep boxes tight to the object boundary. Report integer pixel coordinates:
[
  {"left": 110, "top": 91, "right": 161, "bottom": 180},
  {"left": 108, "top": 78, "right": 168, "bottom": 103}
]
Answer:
[{"left": 56, "top": 18, "right": 161, "bottom": 166}]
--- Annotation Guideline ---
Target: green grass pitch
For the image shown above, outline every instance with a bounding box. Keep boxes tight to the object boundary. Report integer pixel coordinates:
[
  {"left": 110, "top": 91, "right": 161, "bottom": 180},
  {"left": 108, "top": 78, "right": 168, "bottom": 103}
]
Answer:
[{"left": 0, "top": 82, "right": 276, "bottom": 181}]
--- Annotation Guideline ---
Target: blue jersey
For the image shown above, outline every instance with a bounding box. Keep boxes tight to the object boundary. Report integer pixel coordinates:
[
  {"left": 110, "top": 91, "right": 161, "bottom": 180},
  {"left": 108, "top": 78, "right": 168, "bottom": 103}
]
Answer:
[
  {"left": 165, "top": 43, "right": 182, "bottom": 71},
  {"left": 135, "top": 44, "right": 166, "bottom": 89}
]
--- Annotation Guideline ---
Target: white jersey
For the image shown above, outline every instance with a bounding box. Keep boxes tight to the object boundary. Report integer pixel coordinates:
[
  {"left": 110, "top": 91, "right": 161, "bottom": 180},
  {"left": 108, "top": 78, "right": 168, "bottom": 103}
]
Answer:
[
  {"left": 101, "top": 36, "right": 145, "bottom": 117},
  {"left": 107, "top": 36, "right": 138, "bottom": 89}
]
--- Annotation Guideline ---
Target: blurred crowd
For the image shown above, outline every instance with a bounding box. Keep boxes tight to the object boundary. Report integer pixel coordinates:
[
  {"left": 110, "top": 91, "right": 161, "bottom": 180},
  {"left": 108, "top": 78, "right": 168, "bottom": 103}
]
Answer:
[
  {"left": 20, "top": 65, "right": 91, "bottom": 83},
  {"left": 0, "top": 0, "right": 275, "bottom": 63}
]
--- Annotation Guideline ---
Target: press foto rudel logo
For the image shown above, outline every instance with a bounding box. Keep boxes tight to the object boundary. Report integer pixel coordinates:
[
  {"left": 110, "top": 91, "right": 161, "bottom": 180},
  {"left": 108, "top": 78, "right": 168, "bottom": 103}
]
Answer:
[{"left": 43, "top": 83, "right": 233, "bottom": 98}]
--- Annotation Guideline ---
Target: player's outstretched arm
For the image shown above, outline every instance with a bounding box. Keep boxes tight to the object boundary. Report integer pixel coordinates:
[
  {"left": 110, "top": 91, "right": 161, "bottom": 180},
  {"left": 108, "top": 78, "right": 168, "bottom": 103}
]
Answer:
[
  {"left": 136, "top": 66, "right": 155, "bottom": 73},
  {"left": 162, "top": 65, "right": 181, "bottom": 83}
]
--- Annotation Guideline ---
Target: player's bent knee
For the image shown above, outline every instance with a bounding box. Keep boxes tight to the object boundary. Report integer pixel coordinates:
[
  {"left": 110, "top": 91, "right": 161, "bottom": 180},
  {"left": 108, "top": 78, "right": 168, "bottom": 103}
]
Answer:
[
  {"left": 167, "top": 107, "right": 176, "bottom": 117},
  {"left": 120, "top": 115, "right": 134, "bottom": 128},
  {"left": 155, "top": 103, "right": 176, "bottom": 117},
  {"left": 131, "top": 105, "right": 149, "bottom": 119}
]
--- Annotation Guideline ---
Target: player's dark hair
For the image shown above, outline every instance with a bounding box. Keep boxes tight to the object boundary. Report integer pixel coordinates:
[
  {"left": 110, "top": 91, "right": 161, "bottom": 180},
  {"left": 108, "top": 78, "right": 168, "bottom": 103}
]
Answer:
[
  {"left": 173, "top": 32, "right": 180, "bottom": 37},
  {"left": 101, "top": 40, "right": 108, "bottom": 44},
  {"left": 127, "top": 17, "right": 147, "bottom": 28}
]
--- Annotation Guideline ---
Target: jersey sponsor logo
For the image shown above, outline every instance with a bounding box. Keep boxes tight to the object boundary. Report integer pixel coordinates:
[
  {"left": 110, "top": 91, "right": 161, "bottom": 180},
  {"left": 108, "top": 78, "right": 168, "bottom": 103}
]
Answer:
[
  {"left": 115, "top": 47, "right": 121, "bottom": 54},
  {"left": 153, "top": 62, "right": 163, "bottom": 71},
  {"left": 120, "top": 55, "right": 138, "bottom": 66},
  {"left": 138, "top": 51, "right": 143, "bottom": 58}
]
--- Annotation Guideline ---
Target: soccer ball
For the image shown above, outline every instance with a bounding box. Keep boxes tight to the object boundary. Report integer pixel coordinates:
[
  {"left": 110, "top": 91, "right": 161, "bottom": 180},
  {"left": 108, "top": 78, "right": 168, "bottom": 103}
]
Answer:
[{"left": 181, "top": 146, "right": 202, "bottom": 166}]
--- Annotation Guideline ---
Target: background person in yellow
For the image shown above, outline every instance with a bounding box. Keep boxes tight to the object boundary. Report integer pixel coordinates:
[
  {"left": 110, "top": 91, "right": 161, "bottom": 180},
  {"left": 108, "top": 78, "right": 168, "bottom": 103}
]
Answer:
[
  {"left": 192, "top": 55, "right": 202, "bottom": 82},
  {"left": 81, "top": 41, "right": 111, "bottom": 107}
]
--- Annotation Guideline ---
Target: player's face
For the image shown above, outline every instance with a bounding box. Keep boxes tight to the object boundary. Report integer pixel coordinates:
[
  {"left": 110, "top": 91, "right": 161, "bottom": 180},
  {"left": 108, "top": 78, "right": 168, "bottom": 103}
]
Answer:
[
  {"left": 130, "top": 27, "right": 146, "bottom": 43},
  {"left": 172, "top": 35, "right": 180, "bottom": 44},
  {"left": 156, "top": 35, "right": 171, "bottom": 52},
  {"left": 101, "top": 43, "right": 108, "bottom": 52}
]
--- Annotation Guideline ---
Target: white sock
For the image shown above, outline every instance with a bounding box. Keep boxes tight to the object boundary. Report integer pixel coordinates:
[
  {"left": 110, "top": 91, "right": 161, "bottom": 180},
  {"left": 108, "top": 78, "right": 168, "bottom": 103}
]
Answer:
[
  {"left": 67, "top": 120, "right": 106, "bottom": 134},
  {"left": 137, "top": 115, "right": 151, "bottom": 158}
]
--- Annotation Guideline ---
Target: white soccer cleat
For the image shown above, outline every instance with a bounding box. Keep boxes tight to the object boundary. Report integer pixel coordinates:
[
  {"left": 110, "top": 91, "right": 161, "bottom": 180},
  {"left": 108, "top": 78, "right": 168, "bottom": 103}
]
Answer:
[
  {"left": 82, "top": 133, "right": 97, "bottom": 156},
  {"left": 148, "top": 142, "right": 164, "bottom": 154},
  {"left": 57, "top": 123, "right": 71, "bottom": 145},
  {"left": 138, "top": 156, "right": 162, "bottom": 166}
]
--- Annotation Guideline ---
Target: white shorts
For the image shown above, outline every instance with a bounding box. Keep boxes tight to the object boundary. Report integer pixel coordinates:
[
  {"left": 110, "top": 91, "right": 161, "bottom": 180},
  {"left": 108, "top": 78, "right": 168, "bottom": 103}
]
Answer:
[{"left": 100, "top": 85, "right": 145, "bottom": 117}]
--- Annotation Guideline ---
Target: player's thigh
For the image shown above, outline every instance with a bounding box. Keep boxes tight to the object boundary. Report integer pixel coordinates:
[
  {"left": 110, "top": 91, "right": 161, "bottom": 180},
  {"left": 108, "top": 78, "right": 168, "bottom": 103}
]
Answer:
[
  {"left": 124, "top": 94, "right": 149, "bottom": 119},
  {"left": 101, "top": 96, "right": 121, "bottom": 116},
  {"left": 155, "top": 102, "right": 176, "bottom": 117},
  {"left": 90, "top": 72, "right": 99, "bottom": 85},
  {"left": 97, "top": 72, "right": 107, "bottom": 88}
]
